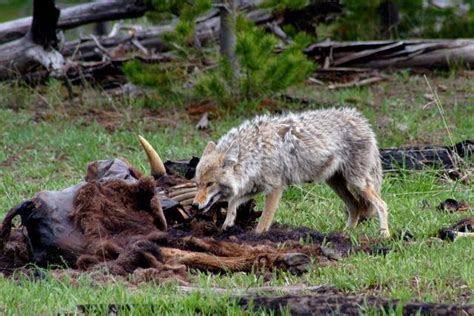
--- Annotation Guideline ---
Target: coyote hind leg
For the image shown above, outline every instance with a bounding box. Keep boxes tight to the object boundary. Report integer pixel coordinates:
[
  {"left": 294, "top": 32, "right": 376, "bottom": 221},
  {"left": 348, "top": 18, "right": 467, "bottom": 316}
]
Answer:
[
  {"left": 255, "top": 188, "right": 283, "bottom": 233},
  {"left": 326, "top": 173, "right": 363, "bottom": 229},
  {"left": 358, "top": 185, "right": 390, "bottom": 238}
]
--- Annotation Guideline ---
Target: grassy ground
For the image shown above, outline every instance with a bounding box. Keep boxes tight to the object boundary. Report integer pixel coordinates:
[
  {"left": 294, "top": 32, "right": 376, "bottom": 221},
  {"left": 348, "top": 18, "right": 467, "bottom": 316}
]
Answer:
[{"left": 0, "top": 72, "right": 473, "bottom": 315}]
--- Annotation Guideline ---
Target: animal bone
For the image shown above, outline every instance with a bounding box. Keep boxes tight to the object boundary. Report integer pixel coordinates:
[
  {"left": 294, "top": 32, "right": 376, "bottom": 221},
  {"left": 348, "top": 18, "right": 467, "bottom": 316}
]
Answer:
[
  {"left": 168, "top": 187, "right": 197, "bottom": 198},
  {"left": 168, "top": 191, "right": 196, "bottom": 201},
  {"left": 138, "top": 135, "right": 167, "bottom": 177}
]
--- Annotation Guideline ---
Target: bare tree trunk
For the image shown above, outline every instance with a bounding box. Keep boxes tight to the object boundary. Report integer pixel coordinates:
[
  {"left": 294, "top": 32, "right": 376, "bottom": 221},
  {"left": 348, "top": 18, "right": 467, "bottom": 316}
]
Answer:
[
  {"left": 0, "top": 0, "right": 64, "bottom": 79},
  {"left": 219, "top": 0, "right": 237, "bottom": 77},
  {"left": 378, "top": 0, "right": 399, "bottom": 39}
]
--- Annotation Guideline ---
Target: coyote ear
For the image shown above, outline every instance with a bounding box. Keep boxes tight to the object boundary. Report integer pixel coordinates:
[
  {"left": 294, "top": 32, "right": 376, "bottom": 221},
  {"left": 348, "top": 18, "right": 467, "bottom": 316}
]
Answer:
[
  {"left": 202, "top": 141, "right": 216, "bottom": 156},
  {"left": 223, "top": 142, "right": 239, "bottom": 168}
]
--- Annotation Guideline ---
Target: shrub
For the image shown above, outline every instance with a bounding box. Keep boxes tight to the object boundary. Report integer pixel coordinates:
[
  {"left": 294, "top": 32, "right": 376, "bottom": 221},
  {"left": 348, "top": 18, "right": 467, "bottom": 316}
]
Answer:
[{"left": 194, "top": 17, "right": 315, "bottom": 106}]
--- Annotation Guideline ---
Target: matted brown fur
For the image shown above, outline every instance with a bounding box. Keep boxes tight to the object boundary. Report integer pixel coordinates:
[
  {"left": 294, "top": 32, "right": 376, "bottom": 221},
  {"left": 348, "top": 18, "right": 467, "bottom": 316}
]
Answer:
[
  {"left": 72, "top": 176, "right": 164, "bottom": 240},
  {"left": 60, "top": 174, "right": 326, "bottom": 278}
]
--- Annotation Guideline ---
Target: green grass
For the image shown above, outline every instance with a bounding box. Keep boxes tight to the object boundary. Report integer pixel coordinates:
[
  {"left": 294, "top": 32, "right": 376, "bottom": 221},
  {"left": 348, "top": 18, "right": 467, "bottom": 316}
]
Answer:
[{"left": 0, "top": 73, "right": 472, "bottom": 314}]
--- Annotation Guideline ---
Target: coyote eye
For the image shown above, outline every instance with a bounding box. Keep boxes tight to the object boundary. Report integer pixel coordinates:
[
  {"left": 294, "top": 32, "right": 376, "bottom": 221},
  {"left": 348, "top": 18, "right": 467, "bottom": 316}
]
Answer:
[{"left": 206, "top": 182, "right": 214, "bottom": 187}]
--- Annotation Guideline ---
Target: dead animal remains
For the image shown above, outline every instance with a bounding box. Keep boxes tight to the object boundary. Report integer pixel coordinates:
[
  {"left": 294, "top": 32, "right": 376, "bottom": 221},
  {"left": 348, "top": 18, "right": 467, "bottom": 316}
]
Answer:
[{"left": 0, "top": 136, "right": 358, "bottom": 282}]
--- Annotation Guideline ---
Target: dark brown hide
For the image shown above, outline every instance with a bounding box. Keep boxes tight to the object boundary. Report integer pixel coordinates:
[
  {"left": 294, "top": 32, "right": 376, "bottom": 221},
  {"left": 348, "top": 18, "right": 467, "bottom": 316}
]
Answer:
[
  {"left": 72, "top": 176, "right": 165, "bottom": 239},
  {"left": 158, "top": 236, "right": 318, "bottom": 274},
  {"left": 63, "top": 167, "right": 321, "bottom": 277},
  {"left": 71, "top": 176, "right": 173, "bottom": 275}
]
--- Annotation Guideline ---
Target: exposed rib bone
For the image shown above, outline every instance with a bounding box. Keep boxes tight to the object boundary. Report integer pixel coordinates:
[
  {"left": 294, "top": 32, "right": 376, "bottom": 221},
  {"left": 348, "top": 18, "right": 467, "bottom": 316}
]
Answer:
[
  {"left": 170, "top": 182, "right": 197, "bottom": 189},
  {"left": 454, "top": 231, "right": 474, "bottom": 238},
  {"left": 170, "top": 192, "right": 197, "bottom": 202},
  {"left": 175, "top": 207, "right": 190, "bottom": 220},
  {"left": 180, "top": 198, "right": 195, "bottom": 207},
  {"left": 168, "top": 189, "right": 197, "bottom": 199},
  {"left": 138, "top": 135, "right": 167, "bottom": 177}
]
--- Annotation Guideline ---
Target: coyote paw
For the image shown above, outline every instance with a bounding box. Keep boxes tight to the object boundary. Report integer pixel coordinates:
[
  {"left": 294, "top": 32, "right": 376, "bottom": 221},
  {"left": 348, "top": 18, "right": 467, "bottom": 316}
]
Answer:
[
  {"left": 222, "top": 220, "right": 235, "bottom": 231},
  {"left": 380, "top": 229, "right": 391, "bottom": 239}
]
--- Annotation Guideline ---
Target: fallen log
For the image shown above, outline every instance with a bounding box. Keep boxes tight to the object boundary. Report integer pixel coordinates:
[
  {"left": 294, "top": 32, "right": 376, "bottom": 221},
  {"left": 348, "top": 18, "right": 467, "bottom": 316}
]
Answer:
[
  {"left": 178, "top": 284, "right": 335, "bottom": 296},
  {"left": 0, "top": 0, "right": 150, "bottom": 44},
  {"left": 306, "top": 39, "right": 474, "bottom": 69},
  {"left": 380, "top": 140, "right": 473, "bottom": 173},
  {"left": 60, "top": 0, "right": 343, "bottom": 63},
  {"left": 240, "top": 293, "right": 474, "bottom": 315}
]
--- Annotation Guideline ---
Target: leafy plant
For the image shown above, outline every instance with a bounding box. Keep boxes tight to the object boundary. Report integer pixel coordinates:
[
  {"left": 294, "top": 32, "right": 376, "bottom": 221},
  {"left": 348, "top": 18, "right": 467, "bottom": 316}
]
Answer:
[{"left": 125, "top": 2, "right": 315, "bottom": 108}]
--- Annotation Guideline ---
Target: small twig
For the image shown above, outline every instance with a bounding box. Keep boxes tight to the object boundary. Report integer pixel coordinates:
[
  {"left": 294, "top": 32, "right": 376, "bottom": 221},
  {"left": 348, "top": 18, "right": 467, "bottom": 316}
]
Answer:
[
  {"left": 131, "top": 38, "right": 149, "bottom": 56},
  {"left": 422, "top": 100, "right": 436, "bottom": 109},
  {"left": 265, "top": 21, "right": 291, "bottom": 44},
  {"left": 328, "top": 76, "right": 383, "bottom": 90},
  {"left": 107, "top": 22, "right": 123, "bottom": 37},
  {"left": 90, "top": 34, "right": 111, "bottom": 60},
  {"left": 70, "top": 40, "right": 82, "bottom": 61},
  {"left": 307, "top": 77, "right": 325, "bottom": 86},
  {"left": 423, "top": 75, "right": 455, "bottom": 147}
]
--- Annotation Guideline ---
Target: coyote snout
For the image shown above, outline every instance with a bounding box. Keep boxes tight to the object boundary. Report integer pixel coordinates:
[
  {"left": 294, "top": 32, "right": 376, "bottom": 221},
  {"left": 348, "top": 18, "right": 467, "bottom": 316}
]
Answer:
[
  {"left": 193, "top": 108, "right": 390, "bottom": 238},
  {"left": 192, "top": 182, "right": 223, "bottom": 212}
]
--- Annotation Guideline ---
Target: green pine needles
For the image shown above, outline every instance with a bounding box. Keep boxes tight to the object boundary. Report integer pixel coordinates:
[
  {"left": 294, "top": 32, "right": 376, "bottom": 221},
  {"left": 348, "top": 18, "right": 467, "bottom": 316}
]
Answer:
[
  {"left": 194, "top": 17, "right": 315, "bottom": 106},
  {"left": 123, "top": 7, "right": 315, "bottom": 108}
]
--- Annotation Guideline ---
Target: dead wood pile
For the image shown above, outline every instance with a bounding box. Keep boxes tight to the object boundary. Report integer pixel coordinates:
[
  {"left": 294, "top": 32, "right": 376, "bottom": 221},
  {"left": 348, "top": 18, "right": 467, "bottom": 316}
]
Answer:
[
  {"left": 4, "top": 0, "right": 473, "bottom": 87},
  {"left": 0, "top": 0, "right": 273, "bottom": 82}
]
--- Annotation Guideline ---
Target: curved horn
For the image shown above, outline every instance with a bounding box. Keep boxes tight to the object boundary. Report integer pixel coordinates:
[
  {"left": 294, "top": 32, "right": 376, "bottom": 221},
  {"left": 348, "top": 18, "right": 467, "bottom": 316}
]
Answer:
[{"left": 138, "top": 135, "right": 167, "bottom": 177}]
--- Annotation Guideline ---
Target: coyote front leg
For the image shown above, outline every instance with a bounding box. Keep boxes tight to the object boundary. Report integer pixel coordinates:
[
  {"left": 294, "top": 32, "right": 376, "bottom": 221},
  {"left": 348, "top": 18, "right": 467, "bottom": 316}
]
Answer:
[
  {"left": 222, "top": 196, "right": 251, "bottom": 230},
  {"left": 255, "top": 188, "right": 283, "bottom": 233}
]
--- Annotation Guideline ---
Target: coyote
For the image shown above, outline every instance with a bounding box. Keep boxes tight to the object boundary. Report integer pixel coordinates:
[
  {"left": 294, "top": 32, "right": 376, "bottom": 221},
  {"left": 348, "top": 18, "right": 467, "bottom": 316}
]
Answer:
[{"left": 192, "top": 108, "right": 390, "bottom": 237}]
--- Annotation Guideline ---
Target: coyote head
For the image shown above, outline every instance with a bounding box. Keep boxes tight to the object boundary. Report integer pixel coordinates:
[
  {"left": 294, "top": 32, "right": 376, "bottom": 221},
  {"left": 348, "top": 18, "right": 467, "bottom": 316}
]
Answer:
[{"left": 192, "top": 141, "right": 239, "bottom": 212}]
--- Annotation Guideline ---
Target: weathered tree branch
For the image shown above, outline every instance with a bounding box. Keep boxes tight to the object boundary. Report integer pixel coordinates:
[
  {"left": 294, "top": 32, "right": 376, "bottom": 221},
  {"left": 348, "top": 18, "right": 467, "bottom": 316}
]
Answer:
[
  {"left": 306, "top": 39, "right": 474, "bottom": 69},
  {"left": 0, "top": 0, "right": 150, "bottom": 44}
]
